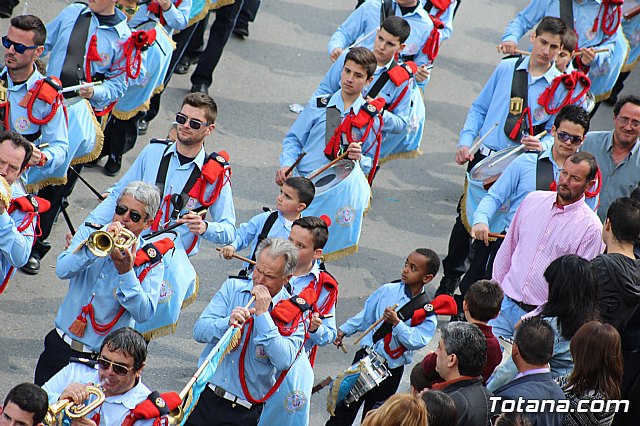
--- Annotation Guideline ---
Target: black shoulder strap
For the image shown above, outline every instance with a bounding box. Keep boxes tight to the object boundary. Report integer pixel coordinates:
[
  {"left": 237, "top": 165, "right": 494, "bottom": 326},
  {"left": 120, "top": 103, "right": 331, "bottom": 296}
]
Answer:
[
  {"left": 559, "top": 0, "right": 574, "bottom": 29},
  {"left": 536, "top": 155, "right": 555, "bottom": 191},
  {"left": 155, "top": 145, "right": 201, "bottom": 218},
  {"left": 372, "top": 290, "right": 430, "bottom": 343},
  {"left": 380, "top": 0, "right": 395, "bottom": 26},
  {"left": 503, "top": 56, "right": 528, "bottom": 142},
  {"left": 60, "top": 8, "right": 92, "bottom": 98},
  {"left": 325, "top": 106, "right": 342, "bottom": 146},
  {"left": 250, "top": 211, "right": 279, "bottom": 262},
  {"left": 366, "top": 59, "right": 397, "bottom": 99}
]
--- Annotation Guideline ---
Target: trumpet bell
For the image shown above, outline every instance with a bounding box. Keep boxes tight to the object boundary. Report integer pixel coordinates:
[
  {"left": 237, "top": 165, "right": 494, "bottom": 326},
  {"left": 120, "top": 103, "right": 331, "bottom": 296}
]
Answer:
[
  {"left": 45, "top": 385, "right": 105, "bottom": 426},
  {"left": 85, "top": 227, "right": 137, "bottom": 257}
]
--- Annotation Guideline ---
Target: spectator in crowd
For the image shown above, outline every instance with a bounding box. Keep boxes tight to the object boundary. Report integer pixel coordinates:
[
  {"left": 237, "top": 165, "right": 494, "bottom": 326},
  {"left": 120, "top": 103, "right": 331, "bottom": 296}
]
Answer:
[
  {"left": 361, "top": 393, "right": 428, "bottom": 426},
  {"left": 420, "top": 390, "right": 457, "bottom": 426}
]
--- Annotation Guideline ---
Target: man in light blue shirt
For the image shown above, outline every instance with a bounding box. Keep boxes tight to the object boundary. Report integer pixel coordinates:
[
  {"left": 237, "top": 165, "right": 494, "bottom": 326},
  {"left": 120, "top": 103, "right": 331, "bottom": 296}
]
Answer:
[{"left": 187, "top": 238, "right": 305, "bottom": 426}]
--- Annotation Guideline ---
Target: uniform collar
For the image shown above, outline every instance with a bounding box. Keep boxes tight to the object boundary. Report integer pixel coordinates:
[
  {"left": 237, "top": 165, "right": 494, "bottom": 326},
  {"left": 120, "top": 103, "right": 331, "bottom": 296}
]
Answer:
[
  {"left": 328, "top": 91, "right": 366, "bottom": 115},
  {"left": 3, "top": 64, "right": 42, "bottom": 90},
  {"left": 105, "top": 379, "right": 151, "bottom": 409},
  {"left": 91, "top": 8, "right": 131, "bottom": 38},
  {"left": 165, "top": 142, "right": 207, "bottom": 170},
  {"left": 605, "top": 130, "right": 639, "bottom": 158},
  {"left": 518, "top": 56, "right": 559, "bottom": 85}
]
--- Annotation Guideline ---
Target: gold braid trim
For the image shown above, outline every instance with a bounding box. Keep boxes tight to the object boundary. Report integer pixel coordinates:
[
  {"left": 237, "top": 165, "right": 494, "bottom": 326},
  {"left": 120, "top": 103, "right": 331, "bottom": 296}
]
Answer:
[
  {"left": 181, "top": 275, "right": 200, "bottom": 309},
  {"left": 378, "top": 149, "right": 423, "bottom": 165}
]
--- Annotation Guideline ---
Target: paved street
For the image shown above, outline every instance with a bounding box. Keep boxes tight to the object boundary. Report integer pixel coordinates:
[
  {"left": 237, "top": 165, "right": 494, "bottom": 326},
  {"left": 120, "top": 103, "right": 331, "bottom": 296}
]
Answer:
[{"left": 0, "top": 0, "right": 635, "bottom": 424}]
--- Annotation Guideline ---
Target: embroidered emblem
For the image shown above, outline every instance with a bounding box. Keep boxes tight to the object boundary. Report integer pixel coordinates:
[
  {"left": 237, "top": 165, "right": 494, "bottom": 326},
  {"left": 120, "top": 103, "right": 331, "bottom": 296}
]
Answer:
[
  {"left": 318, "top": 96, "right": 330, "bottom": 107},
  {"left": 155, "top": 397, "right": 166, "bottom": 408},
  {"left": 158, "top": 281, "right": 173, "bottom": 303},
  {"left": 146, "top": 247, "right": 157, "bottom": 259},
  {"left": 424, "top": 303, "right": 434, "bottom": 312},
  {"left": 366, "top": 103, "right": 376, "bottom": 113},
  {"left": 509, "top": 97, "right": 523, "bottom": 116},
  {"left": 15, "top": 116, "right": 29, "bottom": 131},
  {"left": 533, "top": 106, "right": 547, "bottom": 121},
  {"left": 185, "top": 197, "right": 197, "bottom": 209},
  {"left": 255, "top": 345, "right": 269, "bottom": 359},
  {"left": 284, "top": 390, "right": 307, "bottom": 413},
  {"left": 585, "top": 29, "right": 596, "bottom": 41},
  {"left": 216, "top": 155, "right": 225, "bottom": 163},
  {"left": 30, "top": 197, "right": 38, "bottom": 209},
  {"left": 336, "top": 206, "right": 356, "bottom": 226},
  {"left": 99, "top": 52, "right": 110, "bottom": 67},
  {"left": 296, "top": 297, "right": 306, "bottom": 305}
]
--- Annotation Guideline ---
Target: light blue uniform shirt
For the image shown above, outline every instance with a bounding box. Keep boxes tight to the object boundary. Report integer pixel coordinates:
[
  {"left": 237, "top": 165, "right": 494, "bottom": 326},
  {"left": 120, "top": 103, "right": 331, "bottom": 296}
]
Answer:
[
  {"left": 328, "top": 0, "right": 435, "bottom": 68},
  {"left": 421, "top": 0, "right": 456, "bottom": 41},
  {"left": 459, "top": 56, "right": 560, "bottom": 152},
  {"left": 340, "top": 281, "right": 436, "bottom": 369},
  {"left": 0, "top": 183, "right": 37, "bottom": 282},
  {"left": 86, "top": 142, "right": 236, "bottom": 256},
  {"left": 193, "top": 278, "right": 305, "bottom": 400},
  {"left": 280, "top": 91, "right": 379, "bottom": 177},
  {"left": 231, "top": 210, "right": 293, "bottom": 269},
  {"left": 502, "top": 0, "right": 617, "bottom": 69},
  {"left": 128, "top": 0, "right": 192, "bottom": 33},
  {"left": 314, "top": 53, "right": 412, "bottom": 136},
  {"left": 44, "top": 4, "right": 132, "bottom": 109},
  {"left": 0, "top": 67, "right": 68, "bottom": 175},
  {"left": 55, "top": 224, "right": 164, "bottom": 352},
  {"left": 43, "top": 363, "right": 155, "bottom": 426}
]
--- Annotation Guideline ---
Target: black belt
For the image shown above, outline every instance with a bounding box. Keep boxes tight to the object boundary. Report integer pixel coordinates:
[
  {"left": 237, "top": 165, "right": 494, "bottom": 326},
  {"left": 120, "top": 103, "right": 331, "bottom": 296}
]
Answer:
[{"left": 510, "top": 297, "right": 537, "bottom": 313}]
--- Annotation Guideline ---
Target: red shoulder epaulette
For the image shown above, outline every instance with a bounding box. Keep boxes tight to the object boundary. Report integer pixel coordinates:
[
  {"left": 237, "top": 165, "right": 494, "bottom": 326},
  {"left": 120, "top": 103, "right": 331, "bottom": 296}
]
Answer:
[
  {"left": 410, "top": 294, "right": 458, "bottom": 325},
  {"left": 8, "top": 195, "right": 51, "bottom": 214},
  {"left": 19, "top": 76, "right": 66, "bottom": 126},
  {"left": 352, "top": 97, "right": 385, "bottom": 128},
  {"left": 121, "top": 391, "right": 182, "bottom": 426},
  {"left": 134, "top": 237, "right": 175, "bottom": 266},
  {"left": 187, "top": 151, "right": 232, "bottom": 208},
  {"left": 387, "top": 61, "right": 417, "bottom": 86},
  {"left": 270, "top": 286, "right": 317, "bottom": 324}
]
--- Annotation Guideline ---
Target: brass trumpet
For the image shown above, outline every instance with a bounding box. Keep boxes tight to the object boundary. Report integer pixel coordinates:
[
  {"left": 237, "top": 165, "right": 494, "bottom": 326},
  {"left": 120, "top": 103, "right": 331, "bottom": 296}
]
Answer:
[
  {"left": 44, "top": 385, "right": 106, "bottom": 426},
  {"left": 85, "top": 228, "right": 137, "bottom": 257}
]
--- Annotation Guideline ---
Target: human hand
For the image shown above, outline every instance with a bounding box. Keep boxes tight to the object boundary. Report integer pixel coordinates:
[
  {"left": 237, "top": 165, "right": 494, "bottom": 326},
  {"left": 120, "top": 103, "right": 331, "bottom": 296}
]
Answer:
[
  {"left": 60, "top": 382, "right": 90, "bottom": 405},
  {"left": 334, "top": 330, "right": 345, "bottom": 348},
  {"left": 110, "top": 240, "right": 136, "bottom": 275},
  {"left": 383, "top": 306, "right": 400, "bottom": 326},
  {"left": 79, "top": 86, "right": 94, "bottom": 99},
  {"left": 415, "top": 64, "right": 431, "bottom": 83},
  {"left": 346, "top": 142, "right": 362, "bottom": 161},
  {"left": 28, "top": 146, "right": 43, "bottom": 166},
  {"left": 106, "top": 221, "right": 124, "bottom": 236},
  {"left": 520, "top": 134, "right": 543, "bottom": 152},
  {"left": 176, "top": 212, "right": 208, "bottom": 235},
  {"left": 471, "top": 223, "right": 490, "bottom": 246},
  {"left": 158, "top": 0, "right": 172, "bottom": 11},
  {"left": 229, "top": 306, "right": 253, "bottom": 326},
  {"left": 71, "top": 418, "right": 97, "bottom": 426},
  {"left": 219, "top": 245, "right": 235, "bottom": 259},
  {"left": 498, "top": 41, "right": 517, "bottom": 55},
  {"left": 251, "top": 284, "right": 272, "bottom": 316},
  {"left": 330, "top": 47, "right": 344, "bottom": 63},
  {"left": 65, "top": 232, "right": 74, "bottom": 249},
  {"left": 275, "top": 166, "right": 290, "bottom": 186},
  {"left": 455, "top": 146, "right": 473, "bottom": 165},
  {"left": 309, "top": 312, "right": 322, "bottom": 333},
  {"left": 579, "top": 47, "right": 596, "bottom": 65}
]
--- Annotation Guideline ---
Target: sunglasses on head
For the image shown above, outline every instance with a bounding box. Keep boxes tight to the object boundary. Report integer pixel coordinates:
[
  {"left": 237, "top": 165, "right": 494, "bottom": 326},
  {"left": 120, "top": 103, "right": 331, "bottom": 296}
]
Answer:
[
  {"left": 97, "top": 356, "right": 133, "bottom": 376},
  {"left": 115, "top": 3, "right": 139, "bottom": 15},
  {"left": 115, "top": 204, "right": 144, "bottom": 223},
  {"left": 2, "top": 36, "right": 39, "bottom": 54},
  {"left": 175, "top": 112, "right": 209, "bottom": 130},
  {"left": 556, "top": 131, "right": 583, "bottom": 145}
]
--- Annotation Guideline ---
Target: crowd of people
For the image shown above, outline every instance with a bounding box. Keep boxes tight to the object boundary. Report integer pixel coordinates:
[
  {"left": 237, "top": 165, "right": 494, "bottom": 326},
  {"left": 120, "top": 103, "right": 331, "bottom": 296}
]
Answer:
[{"left": 0, "top": 0, "right": 639, "bottom": 425}]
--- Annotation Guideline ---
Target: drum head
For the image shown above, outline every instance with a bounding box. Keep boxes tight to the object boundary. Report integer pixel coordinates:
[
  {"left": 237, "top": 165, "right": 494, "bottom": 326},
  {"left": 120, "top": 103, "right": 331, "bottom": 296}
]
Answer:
[
  {"left": 310, "top": 160, "right": 354, "bottom": 194},
  {"left": 470, "top": 146, "right": 522, "bottom": 181}
]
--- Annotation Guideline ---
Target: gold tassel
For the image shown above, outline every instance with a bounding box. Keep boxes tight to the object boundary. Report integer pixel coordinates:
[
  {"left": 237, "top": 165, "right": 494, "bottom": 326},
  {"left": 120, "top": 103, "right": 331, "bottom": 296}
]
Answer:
[{"left": 68, "top": 317, "right": 87, "bottom": 338}]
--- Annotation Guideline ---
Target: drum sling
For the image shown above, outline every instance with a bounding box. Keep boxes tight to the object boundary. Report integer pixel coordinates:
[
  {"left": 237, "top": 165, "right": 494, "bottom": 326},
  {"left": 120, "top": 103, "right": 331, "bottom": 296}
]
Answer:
[
  {"left": 504, "top": 56, "right": 546, "bottom": 142},
  {"left": 60, "top": 9, "right": 93, "bottom": 99},
  {"left": 559, "top": 0, "right": 574, "bottom": 29},
  {"left": 371, "top": 289, "right": 430, "bottom": 343},
  {"left": 325, "top": 106, "right": 343, "bottom": 146},
  {"left": 365, "top": 60, "right": 397, "bottom": 100},
  {"left": 155, "top": 145, "right": 201, "bottom": 219},
  {"left": 536, "top": 155, "right": 555, "bottom": 191}
]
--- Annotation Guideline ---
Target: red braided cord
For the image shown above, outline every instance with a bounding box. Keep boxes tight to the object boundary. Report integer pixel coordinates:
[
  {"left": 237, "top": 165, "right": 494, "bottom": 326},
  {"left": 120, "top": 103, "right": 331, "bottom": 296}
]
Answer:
[{"left": 26, "top": 80, "right": 64, "bottom": 126}]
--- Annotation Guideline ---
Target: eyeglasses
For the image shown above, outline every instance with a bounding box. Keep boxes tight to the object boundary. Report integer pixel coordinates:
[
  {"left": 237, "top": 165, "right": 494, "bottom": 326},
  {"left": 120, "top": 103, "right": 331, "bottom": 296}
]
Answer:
[
  {"left": 616, "top": 116, "right": 640, "bottom": 129},
  {"left": 115, "top": 3, "right": 139, "bottom": 15},
  {"left": 556, "top": 131, "right": 583, "bottom": 145},
  {"left": 175, "top": 113, "right": 209, "bottom": 130},
  {"left": 115, "top": 204, "right": 143, "bottom": 223},
  {"left": 97, "top": 356, "right": 134, "bottom": 376},
  {"left": 2, "top": 36, "right": 39, "bottom": 54}
]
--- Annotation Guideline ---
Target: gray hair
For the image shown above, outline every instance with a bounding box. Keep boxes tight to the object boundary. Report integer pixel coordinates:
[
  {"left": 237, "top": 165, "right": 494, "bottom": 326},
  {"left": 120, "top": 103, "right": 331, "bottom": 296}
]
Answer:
[
  {"left": 100, "top": 327, "right": 147, "bottom": 371},
  {"left": 441, "top": 322, "right": 487, "bottom": 377},
  {"left": 119, "top": 181, "right": 161, "bottom": 218},
  {"left": 255, "top": 237, "right": 298, "bottom": 277}
]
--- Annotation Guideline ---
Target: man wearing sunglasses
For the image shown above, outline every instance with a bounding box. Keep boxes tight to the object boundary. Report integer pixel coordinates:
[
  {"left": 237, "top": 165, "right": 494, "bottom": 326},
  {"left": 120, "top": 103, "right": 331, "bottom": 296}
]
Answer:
[
  {"left": 0, "top": 15, "right": 69, "bottom": 192},
  {"left": 85, "top": 92, "right": 236, "bottom": 258},
  {"left": 34, "top": 181, "right": 164, "bottom": 386},
  {"left": 581, "top": 95, "right": 640, "bottom": 222},
  {"left": 43, "top": 327, "right": 159, "bottom": 426}
]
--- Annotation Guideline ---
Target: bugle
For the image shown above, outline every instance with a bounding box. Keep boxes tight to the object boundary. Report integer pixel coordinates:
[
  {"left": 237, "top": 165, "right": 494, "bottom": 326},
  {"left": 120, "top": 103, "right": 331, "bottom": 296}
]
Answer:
[{"left": 44, "top": 385, "right": 105, "bottom": 426}]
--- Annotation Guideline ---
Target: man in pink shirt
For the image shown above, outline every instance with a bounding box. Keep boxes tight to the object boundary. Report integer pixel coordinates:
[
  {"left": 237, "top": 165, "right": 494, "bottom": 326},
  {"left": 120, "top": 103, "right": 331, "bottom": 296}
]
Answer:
[{"left": 490, "top": 151, "right": 604, "bottom": 341}]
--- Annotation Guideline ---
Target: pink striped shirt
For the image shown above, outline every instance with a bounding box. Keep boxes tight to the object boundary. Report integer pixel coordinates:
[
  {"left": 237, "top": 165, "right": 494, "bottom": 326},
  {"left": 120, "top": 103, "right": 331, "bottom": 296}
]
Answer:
[{"left": 492, "top": 191, "right": 604, "bottom": 306}]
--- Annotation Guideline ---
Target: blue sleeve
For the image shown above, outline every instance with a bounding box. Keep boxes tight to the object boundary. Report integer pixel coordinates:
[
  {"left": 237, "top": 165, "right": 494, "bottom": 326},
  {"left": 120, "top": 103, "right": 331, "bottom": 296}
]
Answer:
[
  {"left": 280, "top": 102, "right": 317, "bottom": 168},
  {"left": 202, "top": 181, "right": 236, "bottom": 245},
  {"left": 193, "top": 282, "right": 236, "bottom": 343},
  {"left": 232, "top": 212, "right": 265, "bottom": 251},
  {"left": 38, "top": 101, "right": 69, "bottom": 172},
  {"left": 162, "top": 0, "right": 191, "bottom": 31},
  {"left": 435, "top": 3, "right": 455, "bottom": 41},
  {"left": 473, "top": 159, "right": 522, "bottom": 226},
  {"left": 340, "top": 287, "right": 384, "bottom": 336},
  {"left": 328, "top": 4, "right": 369, "bottom": 55},
  {"left": 381, "top": 81, "right": 412, "bottom": 134},
  {"left": 55, "top": 225, "right": 100, "bottom": 279},
  {"left": 314, "top": 55, "right": 345, "bottom": 98},
  {"left": 392, "top": 313, "right": 436, "bottom": 351},
  {"left": 116, "top": 260, "right": 163, "bottom": 323},
  {"left": 502, "top": 0, "right": 546, "bottom": 43},
  {"left": 459, "top": 63, "right": 503, "bottom": 148},
  {"left": 253, "top": 312, "right": 305, "bottom": 371},
  {"left": 91, "top": 70, "right": 129, "bottom": 107},
  {"left": 43, "top": 8, "right": 64, "bottom": 57},
  {"left": 0, "top": 210, "right": 34, "bottom": 268}
]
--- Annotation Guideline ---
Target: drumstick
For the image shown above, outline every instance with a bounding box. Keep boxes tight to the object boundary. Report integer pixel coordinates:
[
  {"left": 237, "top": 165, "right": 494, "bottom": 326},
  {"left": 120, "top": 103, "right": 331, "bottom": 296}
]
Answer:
[
  {"left": 319, "top": 313, "right": 334, "bottom": 319},
  {"left": 497, "top": 45, "right": 530, "bottom": 56},
  {"left": 487, "top": 130, "right": 548, "bottom": 168},
  {"left": 215, "top": 247, "right": 257, "bottom": 265},
  {"left": 35, "top": 143, "right": 49, "bottom": 149},
  {"left": 469, "top": 122, "right": 500, "bottom": 155},
  {"left": 353, "top": 303, "right": 399, "bottom": 346},
  {"left": 489, "top": 233, "right": 506, "bottom": 239},
  {"left": 571, "top": 48, "right": 609, "bottom": 57},
  {"left": 307, "top": 150, "right": 351, "bottom": 180},
  {"left": 285, "top": 152, "right": 307, "bottom": 177},
  {"left": 60, "top": 81, "right": 102, "bottom": 94}
]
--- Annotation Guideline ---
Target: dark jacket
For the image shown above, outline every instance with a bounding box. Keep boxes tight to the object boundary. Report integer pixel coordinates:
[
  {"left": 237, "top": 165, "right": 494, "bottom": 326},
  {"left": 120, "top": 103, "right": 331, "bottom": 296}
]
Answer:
[
  {"left": 592, "top": 253, "right": 640, "bottom": 350},
  {"left": 493, "top": 372, "right": 566, "bottom": 426},
  {"left": 438, "top": 376, "right": 493, "bottom": 426}
]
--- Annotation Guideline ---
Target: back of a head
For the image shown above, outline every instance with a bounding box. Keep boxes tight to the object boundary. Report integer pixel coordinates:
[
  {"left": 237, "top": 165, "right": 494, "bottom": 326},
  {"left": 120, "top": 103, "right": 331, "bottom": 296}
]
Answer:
[
  {"left": 421, "top": 390, "right": 457, "bottom": 426},
  {"left": 606, "top": 197, "right": 640, "bottom": 243},
  {"left": 361, "top": 393, "right": 428, "bottom": 426},
  {"left": 100, "top": 327, "right": 148, "bottom": 371},
  {"left": 410, "top": 362, "right": 429, "bottom": 394},
  {"left": 283, "top": 176, "right": 315, "bottom": 207},
  {"left": 514, "top": 317, "right": 554, "bottom": 366},
  {"left": 345, "top": 46, "right": 377, "bottom": 79},
  {"left": 534, "top": 16, "right": 567, "bottom": 37},
  {"left": 494, "top": 412, "right": 533, "bottom": 426},
  {"left": 560, "top": 28, "right": 578, "bottom": 52},
  {"left": 3, "top": 383, "right": 49, "bottom": 425},
  {"left": 381, "top": 16, "right": 411, "bottom": 43},
  {"left": 553, "top": 104, "right": 590, "bottom": 135},
  {"left": 464, "top": 280, "right": 504, "bottom": 322},
  {"left": 442, "top": 322, "right": 487, "bottom": 377}
]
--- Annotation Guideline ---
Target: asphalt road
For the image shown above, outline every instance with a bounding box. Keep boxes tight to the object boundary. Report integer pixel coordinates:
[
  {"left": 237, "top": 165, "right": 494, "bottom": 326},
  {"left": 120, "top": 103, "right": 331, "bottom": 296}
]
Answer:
[{"left": 0, "top": 0, "right": 636, "bottom": 425}]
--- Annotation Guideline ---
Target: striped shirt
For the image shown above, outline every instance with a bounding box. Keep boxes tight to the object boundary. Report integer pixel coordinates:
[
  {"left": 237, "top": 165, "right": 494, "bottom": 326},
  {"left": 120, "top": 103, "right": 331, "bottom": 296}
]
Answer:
[{"left": 493, "top": 191, "right": 604, "bottom": 306}]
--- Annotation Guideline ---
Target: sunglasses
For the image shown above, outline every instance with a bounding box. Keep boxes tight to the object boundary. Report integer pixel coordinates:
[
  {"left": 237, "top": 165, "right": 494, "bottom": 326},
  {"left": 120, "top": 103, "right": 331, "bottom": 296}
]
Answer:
[
  {"left": 2, "top": 36, "right": 39, "bottom": 54},
  {"left": 115, "top": 3, "right": 139, "bottom": 15},
  {"left": 97, "top": 356, "right": 134, "bottom": 376},
  {"left": 175, "top": 112, "right": 209, "bottom": 130},
  {"left": 556, "top": 131, "right": 583, "bottom": 145},
  {"left": 115, "top": 204, "right": 144, "bottom": 223}
]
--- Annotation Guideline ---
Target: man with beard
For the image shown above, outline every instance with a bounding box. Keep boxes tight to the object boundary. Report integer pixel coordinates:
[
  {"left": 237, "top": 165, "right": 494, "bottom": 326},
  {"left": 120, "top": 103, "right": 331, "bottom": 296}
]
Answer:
[{"left": 489, "top": 151, "right": 604, "bottom": 342}]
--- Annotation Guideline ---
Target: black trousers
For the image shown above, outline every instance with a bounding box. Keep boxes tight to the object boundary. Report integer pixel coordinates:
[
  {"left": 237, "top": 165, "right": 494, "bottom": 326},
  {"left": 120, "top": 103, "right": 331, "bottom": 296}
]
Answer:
[
  {"left": 325, "top": 349, "right": 404, "bottom": 426},
  {"left": 440, "top": 152, "right": 487, "bottom": 281},
  {"left": 101, "top": 113, "right": 143, "bottom": 159},
  {"left": 34, "top": 329, "right": 97, "bottom": 386},
  {"left": 235, "top": 0, "right": 261, "bottom": 30},
  {"left": 612, "top": 349, "right": 640, "bottom": 426},
  {"left": 184, "top": 386, "right": 263, "bottom": 426},
  {"left": 190, "top": 0, "right": 245, "bottom": 87}
]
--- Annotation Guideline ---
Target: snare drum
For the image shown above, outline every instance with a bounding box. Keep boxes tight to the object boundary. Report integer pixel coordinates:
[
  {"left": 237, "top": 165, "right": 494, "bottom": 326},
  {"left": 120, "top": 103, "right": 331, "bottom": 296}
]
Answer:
[
  {"left": 135, "top": 234, "right": 198, "bottom": 340},
  {"left": 305, "top": 160, "right": 371, "bottom": 261},
  {"left": 326, "top": 350, "right": 391, "bottom": 416}
]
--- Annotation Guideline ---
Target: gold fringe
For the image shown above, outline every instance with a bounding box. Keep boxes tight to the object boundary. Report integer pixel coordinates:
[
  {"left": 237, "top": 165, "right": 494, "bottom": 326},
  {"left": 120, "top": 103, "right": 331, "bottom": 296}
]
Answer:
[
  {"left": 25, "top": 176, "right": 68, "bottom": 193},
  {"left": 378, "top": 149, "right": 423, "bottom": 165},
  {"left": 70, "top": 101, "right": 105, "bottom": 166},
  {"left": 141, "top": 322, "right": 179, "bottom": 341},
  {"left": 112, "top": 84, "right": 166, "bottom": 120},
  {"left": 181, "top": 275, "right": 200, "bottom": 309},
  {"left": 323, "top": 244, "right": 359, "bottom": 262},
  {"left": 327, "top": 363, "right": 363, "bottom": 416},
  {"left": 176, "top": 0, "right": 213, "bottom": 33},
  {"left": 210, "top": 0, "right": 235, "bottom": 11}
]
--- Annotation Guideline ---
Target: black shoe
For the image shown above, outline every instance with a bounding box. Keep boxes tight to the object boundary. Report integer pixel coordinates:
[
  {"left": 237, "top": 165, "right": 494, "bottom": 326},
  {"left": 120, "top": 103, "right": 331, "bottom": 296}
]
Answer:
[
  {"left": 83, "top": 158, "right": 101, "bottom": 168},
  {"left": 175, "top": 56, "right": 191, "bottom": 75},
  {"left": 137, "top": 119, "right": 148, "bottom": 136},
  {"left": 190, "top": 83, "right": 210, "bottom": 95},
  {"left": 233, "top": 27, "right": 249, "bottom": 39},
  {"left": 434, "top": 276, "right": 461, "bottom": 296},
  {"left": 104, "top": 155, "right": 122, "bottom": 177},
  {"left": 21, "top": 256, "right": 41, "bottom": 275}
]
